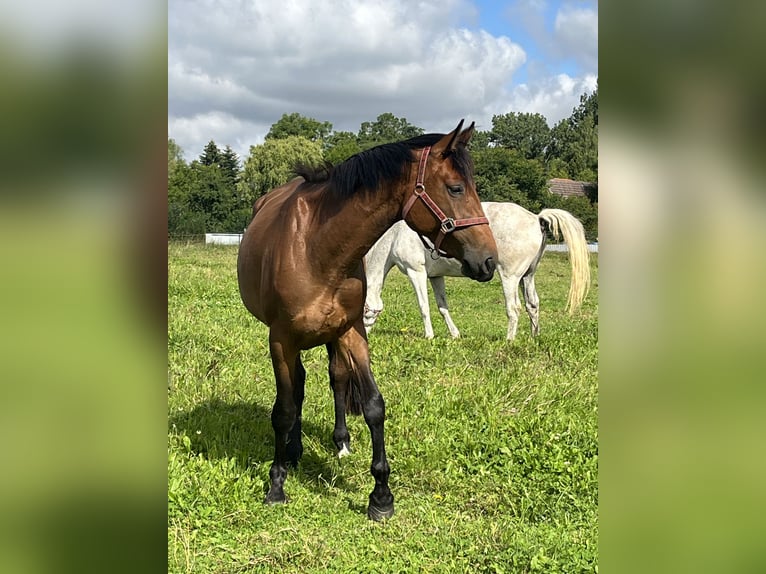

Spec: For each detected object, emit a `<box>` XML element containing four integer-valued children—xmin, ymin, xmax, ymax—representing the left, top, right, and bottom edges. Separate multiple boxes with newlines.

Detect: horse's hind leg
<box><xmin>332</xmin><ymin>324</ymin><xmax>394</xmax><ymax>521</ymax></box>
<box><xmin>264</xmin><ymin>330</ymin><xmax>300</xmax><ymax>505</ymax></box>
<box><xmin>327</xmin><ymin>343</ymin><xmax>351</xmax><ymax>457</ymax></box>
<box><xmin>286</xmin><ymin>354</ymin><xmax>306</xmax><ymax>466</ymax></box>
<box><xmin>430</xmin><ymin>276</ymin><xmax>460</xmax><ymax>338</ymax></box>
<box><xmin>522</xmin><ymin>273</ymin><xmax>540</xmax><ymax>336</ymax></box>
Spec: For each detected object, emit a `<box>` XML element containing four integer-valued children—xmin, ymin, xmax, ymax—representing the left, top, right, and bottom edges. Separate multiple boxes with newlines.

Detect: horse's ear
<box><xmin>434</xmin><ymin>119</ymin><xmax>465</xmax><ymax>158</ymax></box>
<box><xmin>458</xmin><ymin>121</ymin><xmax>475</xmax><ymax>146</ymax></box>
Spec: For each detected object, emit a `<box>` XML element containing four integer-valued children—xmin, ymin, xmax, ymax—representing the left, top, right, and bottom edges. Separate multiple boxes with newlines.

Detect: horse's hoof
<box><xmin>264</xmin><ymin>492</ymin><xmax>288</xmax><ymax>505</ymax></box>
<box><xmin>337</xmin><ymin>443</ymin><xmax>351</xmax><ymax>458</ymax></box>
<box><xmin>367</xmin><ymin>503</ymin><xmax>394</xmax><ymax>521</ymax></box>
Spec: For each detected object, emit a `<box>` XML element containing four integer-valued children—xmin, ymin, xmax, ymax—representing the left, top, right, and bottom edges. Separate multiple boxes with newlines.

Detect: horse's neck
<box><xmin>313</xmin><ymin>186</ymin><xmax>405</xmax><ymax>274</ymax></box>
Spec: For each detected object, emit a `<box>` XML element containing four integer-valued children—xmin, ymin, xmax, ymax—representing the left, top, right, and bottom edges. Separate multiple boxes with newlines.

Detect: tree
<box><xmin>468</xmin><ymin>129</ymin><xmax>493</xmax><ymax>152</ymax></box>
<box><xmin>490</xmin><ymin>112</ymin><xmax>551</xmax><ymax>160</ymax></box>
<box><xmin>472</xmin><ymin>147</ymin><xmax>548</xmax><ymax>210</ymax></box>
<box><xmin>167</xmin><ymin>139</ymin><xmax>250</xmax><ymax>235</ymax></box>
<box><xmin>266</xmin><ymin>112</ymin><xmax>333</xmax><ymax>142</ymax></box>
<box><xmin>546</xmin><ymin>87</ymin><xmax>598</xmax><ymax>182</ymax></box>
<box><xmin>357</xmin><ymin>113</ymin><xmax>424</xmax><ymax>148</ymax></box>
<box><xmin>168</xmin><ymin>160</ymin><xmax>204</xmax><ymax>235</ymax></box>
<box><xmin>238</xmin><ymin>136</ymin><xmax>324</xmax><ymax>204</ymax></box>
<box><xmin>199</xmin><ymin>140</ymin><xmax>222</xmax><ymax>166</ymax></box>
<box><xmin>219</xmin><ymin>145</ymin><xmax>240</xmax><ymax>187</ymax></box>
<box><xmin>323</xmin><ymin>130</ymin><xmax>362</xmax><ymax>165</ymax></box>
<box><xmin>168</xmin><ymin>138</ymin><xmax>185</xmax><ymax>176</ymax></box>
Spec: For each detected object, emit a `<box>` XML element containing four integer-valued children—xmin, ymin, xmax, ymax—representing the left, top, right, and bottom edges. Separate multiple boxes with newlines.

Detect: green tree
<box><xmin>168</xmin><ymin>138</ymin><xmax>186</xmax><ymax>176</ymax></box>
<box><xmin>546</xmin><ymin>87</ymin><xmax>598</xmax><ymax>181</ymax></box>
<box><xmin>168</xmin><ymin>160</ymin><xmax>202</xmax><ymax>235</ymax></box>
<box><xmin>199</xmin><ymin>140</ymin><xmax>222</xmax><ymax>166</ymax></box>
<box><xmin>357</xmin><ymin>113</ymin><xmax>424</xmax><ymax>148</ymax></box>
<box><xmin>473</xmin><ymin>147</ymin><xmax>548</xmax><ymax>210</ymax></box>
<box><xmin>490</xmin><ymin>112</ymin><xmax>551</xmax><ymax>160</ymax></box>
<box><xmin>323</xmin><ymin>130</ymin><xmax>362</xmax><ymax>165</ymax></box>
<box><xmin>238</xmin><ymin>136</ymin><xmax>324</xmax><ymax>204</ymax></box>
<box><xmin>467</xmin><ymin>129</ymin><xmax>493</xmax><ymax>152</ymax></box>
<box><xmin>219</xmin><ymin>145</ymin><xmax>240</xmax><ymax>187</ymax></box>
<box><xmin>168</xmin><ymin>139</ymin><xmax>249</xmax><ymax>235</ymax></box>
<box><xmin>266</xmin><ymin>112</ymin><xmax>333</xmax><ymax>142</ymax></box>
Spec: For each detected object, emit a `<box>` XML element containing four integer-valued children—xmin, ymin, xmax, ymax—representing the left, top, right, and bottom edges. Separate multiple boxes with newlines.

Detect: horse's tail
<box><xmin>328</xmin><ymin>342</ymin><xmax>367</xmax><ymax>417</ymax></box>
<box><xmin>537</xmin><ymin>209</ymin><xmax>591</xmax><ymax>313</ymax></box>
<box><xmin>346</xmin><ymin>373</ymin><xmax>365</xmax><ymax>416</ymax></box>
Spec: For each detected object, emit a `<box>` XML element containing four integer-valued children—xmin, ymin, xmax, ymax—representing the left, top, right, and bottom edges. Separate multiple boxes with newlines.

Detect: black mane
<box><xmin>294</xmin><ymin>132</ymin><xmax>474</xmax><ymax>199</ymax></box>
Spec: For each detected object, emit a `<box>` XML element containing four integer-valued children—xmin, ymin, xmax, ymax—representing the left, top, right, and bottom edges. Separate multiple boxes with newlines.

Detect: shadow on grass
<box><xmin>169</xmin><ymin>398</ymin><xmax>355</xmax><ymax>497</ymax></box>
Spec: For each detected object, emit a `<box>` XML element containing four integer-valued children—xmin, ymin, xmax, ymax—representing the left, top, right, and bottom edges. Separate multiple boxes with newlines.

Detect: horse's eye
<box><xmin>447</xmin><ymin>184</ymin><xmax>464</xmax><ymax>196</ymax></box>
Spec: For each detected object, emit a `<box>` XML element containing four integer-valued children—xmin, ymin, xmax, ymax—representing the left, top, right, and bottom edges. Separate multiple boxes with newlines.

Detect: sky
<box><xmin>168</xmin><ymin>0</ymin><xmax>597</xmax><ymax>162</ymax></box>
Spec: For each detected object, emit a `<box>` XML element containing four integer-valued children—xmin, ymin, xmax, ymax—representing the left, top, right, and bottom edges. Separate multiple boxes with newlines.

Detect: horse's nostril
<box><xmin>484</xmin><ymin>256</ymin><xmax>496</xmax><ymax>275</ymax></box>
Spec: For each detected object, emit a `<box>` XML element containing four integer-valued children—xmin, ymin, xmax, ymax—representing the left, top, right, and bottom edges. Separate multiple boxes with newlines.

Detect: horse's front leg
<box><xmin>406</xmin><ymin>267</ymin><xmax>434</xmax><ymax>339</ymax></box>
<box><xmin>265</xmin><ymin>330</ymin><xmax>300</xmax><ymax>505</ymax></box>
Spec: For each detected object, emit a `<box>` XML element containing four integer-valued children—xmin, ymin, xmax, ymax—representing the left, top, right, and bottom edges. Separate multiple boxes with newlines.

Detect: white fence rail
<box><xmin>205</xmin><ymin>233</ymin><xmax>243</xmax><ymax>245</ymax></box>
<box><xmin>546</xmin><ymin>243</ymin><xmax>599</xmax><ymax>253</ymax></box>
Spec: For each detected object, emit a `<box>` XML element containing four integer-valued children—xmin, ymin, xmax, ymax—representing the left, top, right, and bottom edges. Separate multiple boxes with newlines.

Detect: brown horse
<box><xmin>237</xmin><ymin>120</ymin><xmax>497</xmax><ymax>520</ymax></box>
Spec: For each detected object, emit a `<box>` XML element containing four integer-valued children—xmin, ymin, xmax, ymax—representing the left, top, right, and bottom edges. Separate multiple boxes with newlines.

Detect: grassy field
<box><xmin>168</xmin><ymin>243</ymin><xmax>598</xmax><ymax>573</ymax></box>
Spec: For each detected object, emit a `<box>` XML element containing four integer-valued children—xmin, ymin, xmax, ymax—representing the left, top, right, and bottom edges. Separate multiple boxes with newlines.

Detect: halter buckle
<box><xmin>440</xmin><ymin>218</ymin><xmax>456</xmax><ymax>234</ymax></box>
<box><xmin>414</xmin><ymin>183</ymin><xmax>425</xmax><ymax>195</ymax></box>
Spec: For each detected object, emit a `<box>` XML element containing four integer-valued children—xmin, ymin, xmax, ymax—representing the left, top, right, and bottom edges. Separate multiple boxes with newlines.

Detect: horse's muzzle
<box><xmin>462</xmin><ymin>256</ymin><xmax>495</xmax><ymax>282</ymax></box>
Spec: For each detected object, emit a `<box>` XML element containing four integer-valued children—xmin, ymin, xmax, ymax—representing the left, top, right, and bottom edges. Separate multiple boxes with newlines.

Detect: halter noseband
<box><xmin>401</xmin><ymin>146</ymin><xmax>489</xmax><ymax>258</ymax></box>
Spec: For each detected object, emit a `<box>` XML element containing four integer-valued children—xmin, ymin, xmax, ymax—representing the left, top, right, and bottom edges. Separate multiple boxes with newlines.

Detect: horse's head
<box><xmin>402</xmin><ymin>120</ymin><xmax>497</xmax><ymax>282</ymax></box>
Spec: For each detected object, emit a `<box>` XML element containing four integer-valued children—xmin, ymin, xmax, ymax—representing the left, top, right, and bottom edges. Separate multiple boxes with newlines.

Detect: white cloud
<box><xmin>168</xmin><ymin>0</ymin><xmax>596</xmax><ymax>160</ymax></box>
<box><xmin>168</xmin><ymin>111</ymin><xmax>268</xmax><ymax>162</ymax></box>
<box><xmin>554</xmin><ymin>5</ymin><xmax>598</xmax><ymax>72</ymax></box>
<box><xmin>506</xmin><ymin>73</ymin><xmax>598</xmax><ymax>126</ymax></box>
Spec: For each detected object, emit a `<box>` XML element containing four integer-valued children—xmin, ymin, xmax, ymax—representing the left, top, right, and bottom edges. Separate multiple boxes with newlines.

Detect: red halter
<box><xmin>401</xmin><ymin>146</ymin><xmax>489</xmax><ymax>257</ymax></box>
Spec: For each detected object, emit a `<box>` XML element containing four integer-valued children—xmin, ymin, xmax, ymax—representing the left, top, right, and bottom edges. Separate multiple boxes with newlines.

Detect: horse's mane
<box><xmin>294</xmin><ymin>132</ymin><xmax>474</xmax><ymax>199</ymax></box>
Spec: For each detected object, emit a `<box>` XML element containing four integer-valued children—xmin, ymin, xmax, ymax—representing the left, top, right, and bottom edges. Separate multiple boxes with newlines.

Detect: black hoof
<box><xmin>367</xmin><ymin>503</ymin><xmax>394</xmax><ymax>521</ymax></box>
<box><xmin>264</xmin><ymin>492</ymin><xmax>288</xmax><ymax>505</ymax></box>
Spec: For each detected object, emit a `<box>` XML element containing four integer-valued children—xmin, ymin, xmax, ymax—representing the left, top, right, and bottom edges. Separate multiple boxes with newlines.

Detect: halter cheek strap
<box><xmin>401</xmin><ymin>146</ymin><xmax>489</xmax><ymax>257</ymax></box>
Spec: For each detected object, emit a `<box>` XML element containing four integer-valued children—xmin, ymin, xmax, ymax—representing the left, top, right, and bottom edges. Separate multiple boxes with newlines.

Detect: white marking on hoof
<box><xmin>338</xmin><ymin>444</ymin><xmax>351</xmax><ymax>458</ymax></box>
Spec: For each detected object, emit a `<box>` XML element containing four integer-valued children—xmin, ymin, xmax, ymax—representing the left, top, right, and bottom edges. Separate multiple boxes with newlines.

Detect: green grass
<box><xmin>168</xmin><ymin>243</ymin><xmax>598</xmax><ymax>573</ymax></box>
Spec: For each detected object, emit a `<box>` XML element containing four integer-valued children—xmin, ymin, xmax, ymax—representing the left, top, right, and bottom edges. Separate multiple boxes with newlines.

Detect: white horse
<box><xmin>363</xmin><ymin>201</ymin><xmax>591</xmax><ymax>340</ymax></box>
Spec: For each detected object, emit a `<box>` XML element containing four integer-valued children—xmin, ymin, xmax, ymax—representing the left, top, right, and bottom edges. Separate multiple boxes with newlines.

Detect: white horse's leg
<box><xmin>522</xmin><ymin>273</ymin><xmax>540</xmax><ymax>336</ymax></box>
<box><xmin>405</xmin><ymin>267</ymin><xmax>434</xmax><ymax>339</ymax></box>
<box><xmin>498</xmin><ymin>267</ymin><xmax>522</xmax><ymax>341</ymax></box>
<box><xmin>429</xmin><ymin>276</ymin><xmax>460</xmax><ymax>338</ymax></box>
<box><xmin>363</xmin><ymin>261</ymin><xmax>392</xmax><ymax>334</ymax></box>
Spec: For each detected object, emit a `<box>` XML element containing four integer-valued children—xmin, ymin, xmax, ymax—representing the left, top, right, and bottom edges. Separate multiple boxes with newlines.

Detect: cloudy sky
<box><xmin>168</xmin><ymin>0</ymin><xmax>597</xmax><ymax>162</ymax></box>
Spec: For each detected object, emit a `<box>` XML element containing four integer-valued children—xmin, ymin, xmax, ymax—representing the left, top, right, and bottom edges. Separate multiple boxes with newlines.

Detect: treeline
<box><xmin>168</xmin><ymin>87</ymin><xmax>598</xmax><ymax>240</ymax></box>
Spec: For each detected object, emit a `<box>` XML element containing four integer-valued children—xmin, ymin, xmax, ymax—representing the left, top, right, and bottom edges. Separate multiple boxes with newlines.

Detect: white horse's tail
<box><xmin>537</xmin><ymin>209</ymin><xmax>591</xmax><ymax>313</ymax></box>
